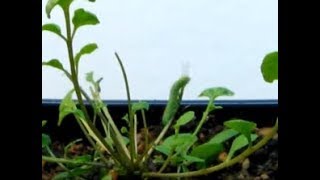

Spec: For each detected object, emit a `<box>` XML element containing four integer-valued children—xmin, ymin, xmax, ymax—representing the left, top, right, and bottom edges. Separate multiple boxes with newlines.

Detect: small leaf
<box><xmin>227</xmin><ymin>134</ymin><xmax>258</xmax><ymax>160</ymax></box>
<box><xmin>42</xmin><ymin>120</ymin><xmax>47</xmax><ymax>127</ymax></box>
<box><xmin>209</xmin><ymin>129</ymin><xmax>239</xmax><ymax>144</ymax></box>
<box><xmin>156</xmin><ymin>133</ymin><xmax>197</xmax><ymax>155</ymax></box>
<box><xmin>132</xmin><ymin>101</ymin><xmax>150</xmax><ymax>112</ymax></box>
<box><xmin>58</xmin><ymin>90</ymin><xmax>76</xmax><ymax>126</ymax></box>
<box><xmin>42</xmin><ymin>133</ymin><xmax>51</xmax><ymax>148</ymax></box>
<box><xmin>224</xmin><ymin>119</ymin><xmax>257</xmax><ymax>143</ymax></box>
<box><xmin>42</xmin><ymin>59</ymin><xmax>64</xmax><ymax>71</ymax></box>
<box><xmin>74</xmin><ymin>155</ymin><xmax>92</xmax><ymax>164</ymax></box>
<box><xmin>122</xmin><ymin>114</ymin><xmax>129</xmax><ymax>124</ymax></box>
<box><xmin>45</xmin><ymin>0</ymin><xmax>60</xmax><ymax>18</ymax></box>
<box><xmin>72</xmin><ymin>8</ymin><xmax>99</xmax><ymax>30</ymax></box>
<box><xmin>199</xmin><ymin>87</ymin><xmax>234</xmax><ymax>100</ymax></box>
<box><xmin>173</xmin><ymin>111</ymin><xmax>195</xmax><ymax>129</ymax></box>
<box><xmin>75</xmin><ymin>43</ymin><xmax>98</xmax><ymax>67</ymax></box>
<box><xmin>86</xmin><ymin>71</ymin><xmax>94</xmax><ymax>84</ymax></box>
<box><xmin>190</xmin><ymin>143</ymin><xmax>223</xmax><ymax>161</ymax></box>
<box><xmin>183</xmin><ymin>155</ymin><xmax>205</xmax><ymax>163</ymax></box>
<box><xmin>155</xmin><ymin>145</ymin><xmax>171</xmax><ymax>156</ymax></box>
<box><xmin>120</xmin><ymin>127</ymin><xmax>128</xmax><ymax>134</ymax></box>
<box><xmin>261</xmin><ymin>51</ymin><xmax>278</xmax><ymax>83</ymax></box>
<box><xmin>42</xmin><ymin>23</ymin><xmax>62</xmax><ymax>37</ymax></box>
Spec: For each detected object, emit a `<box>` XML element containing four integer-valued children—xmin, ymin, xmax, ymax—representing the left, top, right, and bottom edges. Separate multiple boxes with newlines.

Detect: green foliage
<box><xmin>261</xmin><ymin>51</ymin><xmax>278</xmax><ymax>83</ymax></box>
<box><xmin>42</xmin><ymin>0</ymin><xmax>278</xmax><ymax>178</ymax></box>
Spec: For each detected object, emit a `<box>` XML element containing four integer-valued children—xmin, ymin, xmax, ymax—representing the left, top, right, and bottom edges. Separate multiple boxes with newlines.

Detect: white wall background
<box><xmin>42</xmin><ymin>0</ymin><xmax>278</xmax><ymax>100</ymax></box>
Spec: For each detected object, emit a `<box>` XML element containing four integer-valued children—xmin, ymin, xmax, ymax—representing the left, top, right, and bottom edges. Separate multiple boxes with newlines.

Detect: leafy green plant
<box><xmin>42</xmin><ymin>0</ymin><xmax>278</xmax><ymax>179</ymax></box>
<box><xmin>261</xmin><ymin>51</ymin><xmax>278</xmax><ymax>83</ymax></box>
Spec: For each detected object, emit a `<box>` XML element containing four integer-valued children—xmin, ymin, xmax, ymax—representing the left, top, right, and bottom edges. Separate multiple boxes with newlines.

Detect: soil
<box><xmin>42</xmin><ymin>118</ymin><xmax>278</xmax><ymax>180</ymax></box>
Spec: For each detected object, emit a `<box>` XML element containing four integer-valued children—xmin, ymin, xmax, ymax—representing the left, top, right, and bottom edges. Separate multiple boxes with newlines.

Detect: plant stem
<box><xmin>158</xmin><ymin>150</ymin><xmax>175</xmax><ymax>173</ymax></box>
<box><xmin>143</xmin><ymin>119</ymin><xmax>278</xmax><ymax>178</ymax></box>
<box><xmin>141</xmin><ymin>110</ymin><xmax>149</xmax><ymax>155</ymax></box>
<box><xmin>45</xmin><ymin>146</ymin><xmax>68</xmax><ymax>171</ymax></box>
<box><xmin>114</xmin><ymin>52</ymin><xmax>136</xmax><ymax>163</ymax></box>
<box><xmin>139</xmin><ymin>117</ymin><xmax>174</xmax><ymax>166</ymax></box>
<box><xmin>42</xmin><ymin>156</ymin><xmax>106</xmax><ymax>167</ymax></box>
<box><xmin>63</xmin><ymin>7</ymin><xmax>116</xmax><ymax>162</ymax></box>
<box><xmin>193</xmin><ymin>99</ymin><xmax>213</xmax><ymax>136</ymax></box>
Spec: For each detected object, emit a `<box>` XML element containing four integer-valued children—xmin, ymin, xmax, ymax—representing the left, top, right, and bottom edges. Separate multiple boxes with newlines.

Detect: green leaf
<box><xmin>58</xmin><ymin>90</ymin><xmax>76</xmax><ymax>126</ymax></box>
<box><xmin>261</xmin><ymin>51</ymin><xmax>278</xmax><ymax>83</ymax></box>
<box><xmin>132</xmin><ymin>101</ymin><xmax>150</xmax><ymax>112</ymax></box>
<box><xmin>120</xmin><ymin>127</ymin><xmax>128</xmax><ymax>134</ymax></box>
<box><xmin>227</xmin><ymin>134</ymin><xmax>258</xmax><ymax>160</ymax></box>
<box><xmin>42</xmin><ymin>59</ymin><xmax>64</xmax><ymax>71</ymax></box>
<box><xmin>74</xmin><ymin>155</ymin><xmax>92</xmax><ymax>164</ymax></box>
<box><xmin>72</xmin><ymin>8</ymin><xmax>100</xmax><ymax>31</ymax></box>
<box><xmin>155</xmin><ymin>145</ymin><xmax>171</xmax><ymax>156</ymax></box>
<box><xmin>209</xmin><ymin>129</ymin><xmax>239</xmax><ymax>144</ymax></box>
<box><xmin>101</xmin><ymin>174</ymin><xmax>113</xmax><ymax>180</ymax></box>
<box><xmin>173</xmin><ymin>111</ymin><xmax>195</xmax><ymax>129</ymax></box>
<box><xmin>42</xmin><ymin>23</ymin><xmax>62</xmax><ymax>37</ymax></box>
<box><xmin>224</xmin><ymin>119</ymin><xmax>257</xmax><ymax>143</ymax></box>
<box><xmin>85</xmin><ymin>71</ymin><xmax>103</xmax><ymax>93</ymax></box>
<box><xmin>42</xmin><ymin>120</ymin><xmax>47</xmax><ymax>127</ymax></box>
<box><xmin>183</xmin><ymin>155</ymin><xmax>205</xmax><ymax>163</ymax></box>
<box><xmin>75</xmin><ymin>43</ymin><xmax>98</xmax><ymax>67</ymax></box>
<box><xmin>199</xmin><ymin>87</ymin><xmax>234</xmax><ymax>100</ymax></box>
<box><xmin>190</xmin><ymin>143</ymin><xmax>223</xmax><ymax>161</ymax></box>
<box><xmin>122</xmin><ymin>136</ymin><xmax>130</xmax><ymax>146</ymax></box>
<box><xmin>122</xmin><ymin>114</ymin><xmax>129</xmax><ymax>124</ymax></box>
<box><xmin>42</xmin><ymin>133</ymin><xmax>51</xmax><ymax>148</ymax></box>
<box><xmin>45</xmin><ymin>0</ymin><xmax>60</xmax><ymax>18</ymax></box>
<box><xmin>86</xmin><ymin>71</ymin><xmax>94</xmax><ymax>83</ymax></box>
<box><xmin>155</xmin><ymin>133</ymin><xmax>197</xmax><ymax>155</ymax></box>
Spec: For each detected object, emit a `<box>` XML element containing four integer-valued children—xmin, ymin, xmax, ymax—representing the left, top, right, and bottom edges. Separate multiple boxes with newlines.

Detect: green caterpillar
<box><xmin>162</xmin><ymin>76</ymin><xmax>190</xmax><ymax>125</ymax></box>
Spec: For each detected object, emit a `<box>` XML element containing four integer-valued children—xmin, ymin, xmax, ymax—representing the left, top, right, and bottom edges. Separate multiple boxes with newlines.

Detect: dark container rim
<box><xmin>42</xmin><ymin>99</ymin><xmax>278</xmax><ymax>108</ymax></box>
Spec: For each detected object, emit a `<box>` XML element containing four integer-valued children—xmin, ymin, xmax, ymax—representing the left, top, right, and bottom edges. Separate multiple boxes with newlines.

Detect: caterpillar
<box><xmin>162</xmin><ymin>76</ymin><xmax>190</xmax><ymax>125</ymax></box>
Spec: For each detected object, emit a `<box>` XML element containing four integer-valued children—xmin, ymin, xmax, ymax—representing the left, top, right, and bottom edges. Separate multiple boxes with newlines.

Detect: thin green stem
<box><xmin>63</xmin><ymin>7</ymin><xmax>117</xmax><ymax>163</ymax></box>
<box><xmin>42</xmin><ymin>156</ymin><xmax>106</xmax><ymax>167</ymax></box>
<box><xmin>143</xmin><ymin>119</ymin><xmax>278</xmax><ymax>178</ymax></box>
<box><xmin>45</xmin><ymin>146</ymin><xmax>68</xmax><ymax>171</ymax></box>
<box><xmin>139</xmin><ymin>117</ymin><xmax>174</xmax><ymax>166</ymax></box>
<box><xmin>158</xmin><ymin>150</ymin><xmax>175</xmax><ymax>173</ymax></box>
<box><xmin>141</xmin><ymin>110</ymin><xmax>149</xmax><ymax>155</ymax></box>
<box><xmin>193</xmin><ymin>99</ymin><xmax>213</xmax><ymax>136</ymax></box>
<box><xmin>114</xmin><ymin>52</ymin><xmax>136</xmax><ymax>163</ymax></box>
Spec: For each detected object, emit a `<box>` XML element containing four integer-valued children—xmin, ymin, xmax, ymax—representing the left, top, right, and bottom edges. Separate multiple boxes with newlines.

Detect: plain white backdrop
<box><xmin>42</xmin><ymin>0</ymin><xmax>278</xmax><ymax>100</ymax></box>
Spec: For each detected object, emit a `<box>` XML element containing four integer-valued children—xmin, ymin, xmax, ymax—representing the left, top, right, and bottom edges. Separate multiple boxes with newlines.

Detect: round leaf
<box><xmin>209</xmin><ymin>129</ymin><xmax>239</xmax><ymax>144</ymax></box>
<box><xmin>72</xmin><ymin>8</ymin><xmax>99</xmax><ymax>30</ymax></box>
<box><xmin>42</xmin><ymin>23</ymin><xmax>62</xmax><ymax>37</ymax></box>
<box><xmin>261</xmin><ymin>51</ymin><xmax>278</xmax><ymax>83</ymax></box>
<box><xmin>173</xmin><ymin>111</ymin><xmax>195</xmax><ymax>129</ymax></box>
<box><xmin>42</xmin><ymin>133</ymin><xmax>51</xmax><ymax>148</ymax></box>
<box><xmin>199</xmin><ymin>87</ymin><xmax>234</xmax><ymax>100</ymax></box>
<box><xmin>227</xmin><ymin>134</ymin><xmax>258</xmax><ymax>160</ymax></box>
<box><xmin>224</xmin><ymin>119</ymin><xmax>256</xmax><ymax>143</ymax></box>
<box><xmin>132</xmin><ymin>101</ymin><xmax>150</xmax><ymax>112</ymax></box>
<box><xmin>190</xmin><ymin>143</ymin><xmax>223</xmax><ymax>161</ymax></box>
